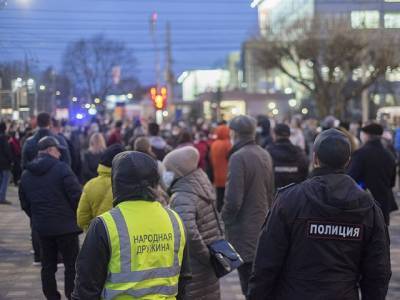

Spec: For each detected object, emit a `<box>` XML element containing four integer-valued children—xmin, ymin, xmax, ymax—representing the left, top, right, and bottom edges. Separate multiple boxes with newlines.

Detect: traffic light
<box><xmin>149</xmin><ymin>87</ymin><xmax>167</xmax><ymax>110</ymax></box>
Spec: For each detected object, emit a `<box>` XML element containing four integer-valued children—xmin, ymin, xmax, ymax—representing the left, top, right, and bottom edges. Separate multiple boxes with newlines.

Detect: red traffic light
<box><xmin>149</xmin><ymin>87</ymin><xmax>167</xmax><ymax>110</ymax></box>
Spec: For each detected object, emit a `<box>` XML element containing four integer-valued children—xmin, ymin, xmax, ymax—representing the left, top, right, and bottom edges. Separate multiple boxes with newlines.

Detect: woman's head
<box><xmin>89</xmin><ymin>133</ymin><xmax>106</xmax><ymax>154</ymax></box>
<box><xmin>134</xmin><ymin>137</ymin><xmax>155</xmax><ymax>158</ymax></box>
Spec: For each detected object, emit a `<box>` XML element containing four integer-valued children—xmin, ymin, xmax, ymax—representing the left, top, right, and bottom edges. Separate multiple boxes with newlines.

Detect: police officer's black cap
<box><xmin>37</xmin><ymin>136</ymin><xmax>66</xmax><ymax>151</ymax></box>
<box><xmin>361</xmin><ymin>123</ymin><xmax>383</xmax><ymax>136</ymax></box>
<box><xmin>274</xmin><ymin>123</ymin><xmax>291</xmax><ymax>137</ymax></box>
<box><xmin>313</xmin><ymin>129</ymin><xmax>351</xmax><ymax>169</ymax></box>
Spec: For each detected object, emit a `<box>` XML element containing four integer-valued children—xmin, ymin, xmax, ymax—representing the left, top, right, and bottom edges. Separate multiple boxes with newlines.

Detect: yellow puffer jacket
<box><xmin>77</xmin><ymin>164</ymin><xmax>113</xmax><ymax>231</ymax></box>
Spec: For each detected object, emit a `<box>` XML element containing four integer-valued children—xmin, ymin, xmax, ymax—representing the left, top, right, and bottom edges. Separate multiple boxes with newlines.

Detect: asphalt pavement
<box><xmin>0</xmin><ymin>186</ymin><xmax>399</xmax><ymax>299</ymax></box>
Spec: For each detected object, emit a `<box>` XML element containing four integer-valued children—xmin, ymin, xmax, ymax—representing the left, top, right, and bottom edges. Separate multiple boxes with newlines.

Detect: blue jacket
<box><xmin>21</xmin><ymin>128</ymin><xmax>71</xmax><ymax>169</ymax></box>
<box><xmin>395</xmin><ymin>128</ymin><xmax>400</xmax><ymax>152</ymax></box>
<box><xmin>19</xmin><ymin>153</ymin><xmax>82</xmax><ymax>236</ymax></box>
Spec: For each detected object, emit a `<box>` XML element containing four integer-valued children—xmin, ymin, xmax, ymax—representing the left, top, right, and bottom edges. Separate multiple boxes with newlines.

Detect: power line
<box><xmin>2</xmin><ymin>8</ymin><xmax>254</xmax><ymax>15</ymax></box>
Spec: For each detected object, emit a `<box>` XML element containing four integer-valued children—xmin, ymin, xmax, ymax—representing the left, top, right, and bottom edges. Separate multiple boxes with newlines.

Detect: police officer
<box><xmin>248</xmin><ymin>129</ymin><xmax>391</xmax><ymax>300</ymax></box>
<box><xmin>72</xmin><ymin>151</ymin><xmax>191</xmax><ymax>299</ymax></box>
<box><xmin>267</xmin><ymin>123</ymin><xmax>309</xmax><ymax>189</ymax></box>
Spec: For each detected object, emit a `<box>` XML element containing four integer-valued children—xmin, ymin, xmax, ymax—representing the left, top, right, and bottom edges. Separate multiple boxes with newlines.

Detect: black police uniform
<box><xmin>267</xmin><ymin>138</ymin><xmax>309</xmax><ymax>189</ymax></box>
<box><xmin>248</xmin><ymin>168</ymin><xmax>391</xmax><ymax>300</ymax></box>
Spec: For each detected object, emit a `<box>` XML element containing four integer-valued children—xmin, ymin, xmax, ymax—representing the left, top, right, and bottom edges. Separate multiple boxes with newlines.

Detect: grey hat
<box><xmin>37</xmin><ymin>136</ymin><xmax>66</xmax><ymax>151</ymax></box>
<box><xmin>229</xmin><ymin>115</ymin><xmax>257</xmax><ymax>137</ymax></box>
<box><xmin>163</xmin><ymin>146</ymin><xmax>200</xmax><ymax>178</ymax></box>
<box><xmin>313</xmin><ymin>129</ymin><xmax>351</xmax><ymax>169</ymax></box>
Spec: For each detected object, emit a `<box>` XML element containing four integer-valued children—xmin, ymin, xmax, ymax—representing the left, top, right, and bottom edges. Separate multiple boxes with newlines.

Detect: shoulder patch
<box><xmin>307</xmin><ymin>220</ymin><xmax>363</xmax><ymax>241</ymax></box>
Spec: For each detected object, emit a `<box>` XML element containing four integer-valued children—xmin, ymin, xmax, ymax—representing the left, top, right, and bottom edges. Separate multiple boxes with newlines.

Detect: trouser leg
<box><xmin>237</xmin><ymin>262</ymin><xmax>253</xmax><ymax>299</ymax></box>
<box><xmin>40</xmin><ymin>236</ymin><xmax>61</xmax><ymax>300</ymax></box>
<box><xmin>57</xmin><ymin>234</ymin><xmax>80</xmax><ymax>300</ymax></box>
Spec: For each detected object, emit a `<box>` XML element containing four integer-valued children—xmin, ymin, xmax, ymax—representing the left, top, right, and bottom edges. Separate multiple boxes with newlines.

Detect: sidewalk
<box><xmin>0</xmin><ymin>186</ymin><xmax>399</xmax><ymax>299</ymax></box>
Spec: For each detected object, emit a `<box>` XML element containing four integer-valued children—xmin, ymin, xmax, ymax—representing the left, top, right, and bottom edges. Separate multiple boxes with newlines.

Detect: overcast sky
<box><xmin>0</xmin><ymin>0</ymin><xmax>257</xmax><ymax>84</ymax></box>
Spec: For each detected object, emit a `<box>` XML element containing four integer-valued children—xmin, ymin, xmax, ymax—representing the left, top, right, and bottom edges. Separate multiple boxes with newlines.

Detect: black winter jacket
<box><xmin>19</xmin><ymin>153</ymin><xmax>82</xmax><ymax>236</ymax></box>
<box><xmin>21</xmin><ymin>128</ymin><xmax>71</xmax><ymax>169</ymax></box>
<box><xmin>248</xmin><ymin>168</ymin><xmax>391</xmax><ymax>300</ymax></box>
<box><xmin>0</xmin><ymin>133</ymin><xmax>13</xmax><ymax>170</ymax></box>
<box><xmin>267</xmin><ymin>138</ymin><xmax>309</xmax><ymax>189</ymax></box>
<box><xmin>348</xmin><ymin>139</ymin><xmax>397</xmax><ymax>224</ymax></box>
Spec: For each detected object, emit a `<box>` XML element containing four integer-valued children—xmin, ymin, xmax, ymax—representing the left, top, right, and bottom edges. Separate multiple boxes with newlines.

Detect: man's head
<box><xmin>360</xmin><ymin>123</ymin><xmax>383</xmax><ymax>144</ymax></box>
<box><xmin>37</xmin><ymin>136</ymin><xmax>66</xmax><ymax>160</ymax></box>
<box><xmin>115</xmin><ymin>120</ymin><xmax>123</xmax><ymax>129</ymax></box>
<box><xmin>111</xmin><ymin>151</ymin><xmax>159</xmax><ymax>203</ymax></box>
<box><xmin>148</xmin><ymin>122</ymin><xmax>160</xmax><ymax>136</ymax></box>
<box><xmin>313</xmin><ymin>128</ymin><xmax>351</xmax><ymax>170</ymax></box>
<box><xmin>99</xmin><ymin>144</ymin><xmax>125</xmax><ymax>167</ymax></box>
<box><xmin>273</xmin><ymin>123</ymin><xmax>291</xmax><ymax>141</ymax></box>
<box><xmin>229</xmin><ymin>115</ymin><xmax>257</xmax><ymax>144</ymax></box>
<box><xmin>37</xmin><ymin>112</ymin><xmax>51</xmax><ymax>129</ymax></box>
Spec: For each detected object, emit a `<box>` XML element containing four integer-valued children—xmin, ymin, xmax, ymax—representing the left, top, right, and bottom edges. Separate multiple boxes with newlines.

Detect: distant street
<box><xmin>0</xmin><ymin>186</ymin><xmax>399</xmax><ymax>299</ymax></box>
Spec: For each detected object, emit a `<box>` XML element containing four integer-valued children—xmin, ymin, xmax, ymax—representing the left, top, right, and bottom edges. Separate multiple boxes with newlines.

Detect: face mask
<box><xmin>162</xmin><ymin>171</ymin><xmax>175</xmax><ymax>190</ymax></box>
<box><xmin>256</xmin><ymin>126</ymin><xmax>262</xmax><ymax>134</ymax></box>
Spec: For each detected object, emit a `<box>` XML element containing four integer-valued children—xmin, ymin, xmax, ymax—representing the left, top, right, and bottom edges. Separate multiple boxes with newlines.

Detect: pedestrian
<box><xmin>176</xmin><ymin>130</ymin><xmax>193</xmax><ymax>148</ymax></box>
<box><xmin>0</xmin><ymin>121</ymin><xmax>13</xmax><ymax>204</ymax></box>
<box><xmin>256</xmin><ymin>115</ymin><xmax>273</xmax><ymax>148</ymax></box>
<box><xmin>8</xmin><ymin>130</ymin><xmax>22</xmax><ymax>186</ymax></box>
<box><xmin>148</xmin><ymin>122</ymin><xmax>171</xmax><ymax>161</ymax></box>
<box><xmin>348</xmin><ymin>123</ymin><xmax>398</xmax><ymax>225</ymax></box>
<box><xmin>106</xmin><ymin>120</ymin><xmax>123</xmax><ymax>146</ymax></box>
<box><xmin>72</xmin><ymin>151</ymin><xmax>191</xmax><ymax>299</ymax></box>
<box><xmin>21</xmin><ymin>112</ymin><xmax>71</xmax><ymax>169</ymax></box>
<box><xmin>77</xmin><ymin>144</ymin><xmax>124</xmax><ymax>231</ymax></box>
<box><xmin>267</xmin><ymin>123</ymin><xmax>309</xmax><ymax>189</ymax></box>
<box><xmin>81</xmin><ymin>133</ymin><xmax>106</xmax><ymax>184</ymax></box>
<box><xmin>194</xmin><ymin>131</ymin><xmax>211</xmax><ymax>172</ymax></box>
<box><xmin>19</xmin><ymin>136</ymin><xmax>82</xmax><ymax>300</ymax></box>
<box><xmin>210</xmin><ymin>124</ymin><xmax>231</xmax><ymax>211</ymax></box>
<box><xmin>222</xmin><ymin>115</ymin><xmax>274</xmax><ymax>297</ymax></box>
<box><xmin>134</xmin><ymin>137</ymin><xmax>170</xmax><ymax>206</ymax></box>
<box><xmin>290</xmin><ymin>115</ymin><xmax>306</xmax><ymax>151</ymax></box>
<box><xmin>163</xmin><ymin>146</ymin><xmax>223</xmax><ymax>300</ymax></box>
<box><xmin>248</xmin><ymin>128</ymin><xmax>391</xmax><ymax>299</ymax></box>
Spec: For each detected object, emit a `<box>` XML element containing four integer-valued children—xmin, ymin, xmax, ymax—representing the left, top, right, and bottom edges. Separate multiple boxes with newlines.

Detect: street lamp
<box><xmin>288</xmin><ymin>99</ymin><xmax>297</xmax><ymax>107</ymax></box>
<box><xmin>302</xmin><ymin>108</ymin><xmax>309</xmax><ymax>115</ymax></box>
<box><xmin>39</xmin><ymin>85</ymin><xmax>46</xmax><ymax>91</ymax></box>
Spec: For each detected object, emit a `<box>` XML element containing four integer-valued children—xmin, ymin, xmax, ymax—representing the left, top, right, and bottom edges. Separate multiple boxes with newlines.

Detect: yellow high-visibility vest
<box><xmin>99</xmin><ymin>200</ymin><xmax>186</xmax><ymax>300</ymax></box>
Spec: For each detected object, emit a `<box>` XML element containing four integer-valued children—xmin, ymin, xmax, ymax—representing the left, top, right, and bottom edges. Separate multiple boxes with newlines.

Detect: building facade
<box><xmin>246</xmin><ymin>0</ymin><xmax>400</xmax><ymax>118</ymax></box>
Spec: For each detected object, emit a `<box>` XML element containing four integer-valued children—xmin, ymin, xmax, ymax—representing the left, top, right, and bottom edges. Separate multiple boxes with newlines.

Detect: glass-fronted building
<box><xmin>245</xmin><ymin>0</ymin><xmax>400</xmax><ymax>118</ymax></box>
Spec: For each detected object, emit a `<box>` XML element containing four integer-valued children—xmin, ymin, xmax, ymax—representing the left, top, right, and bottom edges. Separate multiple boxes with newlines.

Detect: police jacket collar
<box><xmin>310</xmin><ymin>166</ymin><xmax>345</xmax><ymax>178</ymax></box>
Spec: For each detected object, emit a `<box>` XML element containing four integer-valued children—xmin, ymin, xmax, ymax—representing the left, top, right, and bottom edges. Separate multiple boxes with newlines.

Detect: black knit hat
<box><xmin>361</xmin><ymin>123</ymin><xmax>383</xmax><ymax>136</ymax></box>
<box><xmin>313</xmin><ymin>129</ymin><xmax>351</xmax><ymax>169</ymax></box>
<box><xmin>99</xmin><ymin>144</ymin><xmax>125</xmax><ymax>167</ymax></box>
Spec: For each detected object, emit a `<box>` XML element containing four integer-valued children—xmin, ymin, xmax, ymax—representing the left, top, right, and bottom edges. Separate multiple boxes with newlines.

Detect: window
<box><xmin>351</xmin><ymin>11</ymin><xmax>380</xmax><ymax>29</ymax></box>
<box><xmin>385</xmin><ymin>13</ymin><xmax>400</xmax><ymax>28</ymax></box>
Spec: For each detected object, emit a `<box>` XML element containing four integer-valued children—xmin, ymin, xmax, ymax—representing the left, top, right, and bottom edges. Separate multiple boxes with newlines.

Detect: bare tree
<box><xmin>63</xmin><ymin>34</ymin><xmax>137</xmax><ymax>100</ymax></box>
<box><xmin>255</xmin><ymin>18</ymin><xmax>400</xmax><ymax>118</ymax></box>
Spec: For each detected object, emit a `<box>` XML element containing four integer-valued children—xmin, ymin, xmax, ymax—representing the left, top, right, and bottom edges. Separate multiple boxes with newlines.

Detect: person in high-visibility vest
<box><xmin>72</xmin><ymin>151</ymin><xmax>191</xmax><ymax>300</ymax></box>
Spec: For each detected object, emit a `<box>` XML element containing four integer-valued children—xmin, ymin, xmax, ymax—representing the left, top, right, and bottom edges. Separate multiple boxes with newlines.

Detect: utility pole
<box><xmin>150</xmin><ymin>12</ymin><xmax>161</xmax><ymax>89</ymax></box>
<box><xmin>361</xmin><ymin>64</ymin><xmax>369</xmax><ymax>123</ymax></box>
<box><xmin>165</xmin><ymin>22</ymin><xmax>174</xmax><ymax>105</ymax></box>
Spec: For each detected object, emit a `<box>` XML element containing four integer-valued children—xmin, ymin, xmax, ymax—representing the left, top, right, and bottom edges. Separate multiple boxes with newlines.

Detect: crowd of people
<box><xmin>0</xmin><ymin>111</ymin><xmax>398</xmax><ymax>299</ymax></box>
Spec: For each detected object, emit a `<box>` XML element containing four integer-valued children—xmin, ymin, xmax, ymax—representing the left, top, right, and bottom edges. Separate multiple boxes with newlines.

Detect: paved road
<box><xmin>0</xmin><ymin>186</ymin><xmax>399</xmax><ymax>299</ymax></box>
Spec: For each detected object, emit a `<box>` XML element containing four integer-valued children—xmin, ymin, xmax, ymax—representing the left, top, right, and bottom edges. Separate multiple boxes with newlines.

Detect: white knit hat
<box><xmin>162</xmin><ymin>146</ymin><xmax>200</xmax><ymax>177</ymax></box>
